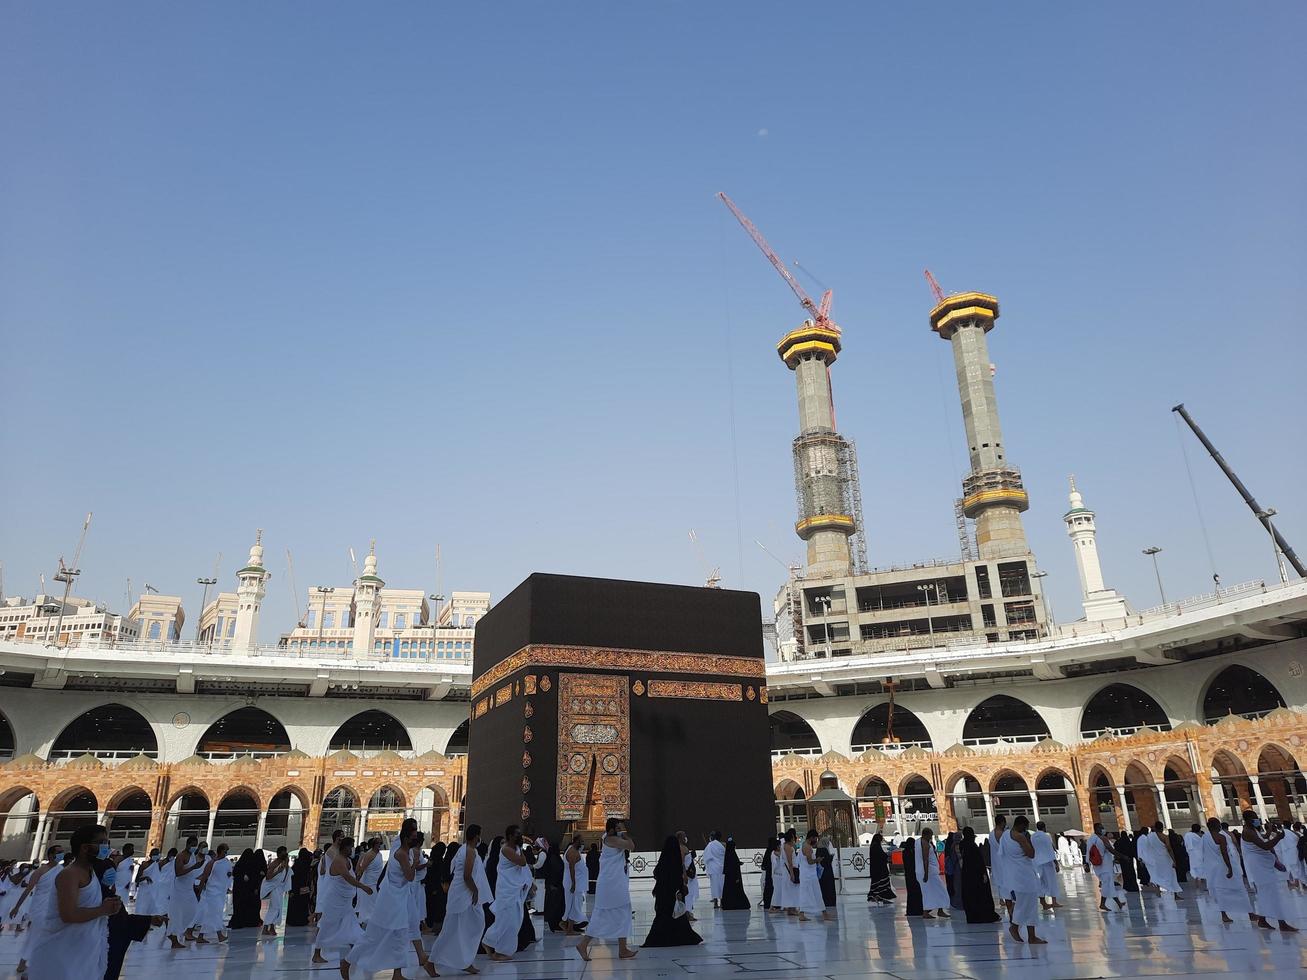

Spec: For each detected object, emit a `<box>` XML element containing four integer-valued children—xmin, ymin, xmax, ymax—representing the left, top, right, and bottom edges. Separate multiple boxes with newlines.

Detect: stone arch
<box><xmin>165</xmin><ymin>785</ymin><xmax>212</xmax><ymax>811</ymax></box>
<box><xmin>1033</xmin><ymin>765</ymin><xmax>1074</xmax><ymax>791</ymax></box>
<box><xmin>0</xmin><ymin>708</ymin><xmax>14</xmax><ymax>759</ymax></box>
<box><xmin>218</xmin><ymin>784</ymin><xmax>264</xmax><ymax>811</ymax></box>
<box><xmin>269</xmin><ymin>784</ymin><xmax>312</xmax><ymax>810</ymax></box>
<box><xmin>899</xmin><ymin>774</ymin><xmax>937</xmax><ymax>824</ymax></box>
<box><xmin>196</xmin><ymin>706</ymin><xmax>292</xmax><ymax>757</ymax></box>
<box><xmin>0</xmin><ymin>785</ymin><xmax>40</xmax><ymax>854</ymax></box>
<box><xmin>1085</xmin><ymin>765</ymin><xmax>1119</xmax><ymax>831</ymax></box>
<box><xmin>105</xmin><ymin>788</ymin><xmax>153</xmax><ymax>847</ymax></box>
<box><xmin>49</xmin><ymin>787</ymin><xmax>98</xmax><ymax>845</ymax></box>
<box><xmin>962</xmin><ymin>695</ymin><xmax>1051</xmax><ymax>744</ymax></box>
<box><xmin>1210</xmin><ymin>748</ymin><xmax>1251</xmax><ymax>821</ymax></box>
<box><xmin>769</xmin><ymin>710</ymin><xmax>821</xmax><ymax>754</ymax></box>
<box><xmin>1079</xmin><ymin>683</ymin><xmax>1172</xmax><ymax>738</ymax></box>
<box><xmin>415</xmin><ymin>782</ymin><xmax>452</xmax><ymax>840</ymax></box>
<box><xmin>368</xmin><ymin>784</ymin><xmax>407</xmax><ymax>810</ymax></box>
<box><xmin>1033</xmin><ymin>767</ymin><xmax>1078</xmax><ymax>830</ymax></box>
<box><xmin>49</xmin><ymin>785</ymin><xmax>97</xmax><ymax>813</ymax></box>
<box><xmin>444</xmin><ymin>719</ymin><xmax>470</xmax><ymax>756</ymax></box>
<box><xmin>105</xmin><ymin>785</ymin><xmax>154</xmax><ymax>812</ymax></box>
<box><xmin>775</xmin><ymin>778</ymin><xmax>805</xmax><ymax>801</ymax></box>
<box><xmin>850</xmin><ymin>702</ymin><xmax>933</xmax><ymax>750</ymax></box>
<box><xmin>50</xmin><ymin>702</ymin><xmax>159</xmax><ymax>759</ymax></box>
<box><xmin>1255</xmin><ymin>742</ymin><xmax>1306</xmax><ymax>821</ymax></box>
<box><xmin>329</xmin><ymin>710</ymin><xmax>413</xmax><ymax>754</ymax></box>
<box><xmin>856</xmin><ymin>775</ymin><xmax>892</xmax><ymax>798</ymax></box>
<box><xmin>264</xmin><ymin>786</ymin><xmax>308</xmax><ymax>853</ymax></box>
<box><xmin>319</xmin><ymin>785</ymin><xmax>361</xmax><ymax>843</ymax></box>
<box><xmin>1200</xmin><ymin>664</ymin><xmax>1286</xmax><ymax>723</ymax></box>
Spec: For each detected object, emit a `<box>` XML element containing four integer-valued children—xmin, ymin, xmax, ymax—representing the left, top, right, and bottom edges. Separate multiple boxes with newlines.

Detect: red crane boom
<box><xmin>718</xmin><ymin>192</ymin><xmax>834</xmax><ymax>328</ymax></box>
<box><xmin>924</xmin><ymin>268</ymin><xmax>946</xmax><ymax>304</ymax></box>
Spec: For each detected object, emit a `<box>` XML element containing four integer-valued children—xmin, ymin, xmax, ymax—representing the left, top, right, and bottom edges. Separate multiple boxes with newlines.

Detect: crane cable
<box><xmin>716</xmin><ymin>207</ymin><xmax>746</xmax><ymax>586</ymax></box>
<box><xmin>1174</xmin><ymin>411</ymin><xmax>1221</xmax><ymax>586</ymax></box>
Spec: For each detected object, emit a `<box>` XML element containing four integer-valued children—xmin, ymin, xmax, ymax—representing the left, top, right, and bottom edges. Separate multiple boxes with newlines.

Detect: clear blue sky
<box><xmin>2</xmin><ymin>3</ymin><xmax>1303</xmax><ymax>637</ymax></box>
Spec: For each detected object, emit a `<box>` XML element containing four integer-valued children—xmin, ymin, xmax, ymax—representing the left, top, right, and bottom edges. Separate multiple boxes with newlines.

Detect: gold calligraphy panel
<box><xmin>647</xmin><ymin>680</ymin><xmax>742</xmax><ymax>701</ymax></box>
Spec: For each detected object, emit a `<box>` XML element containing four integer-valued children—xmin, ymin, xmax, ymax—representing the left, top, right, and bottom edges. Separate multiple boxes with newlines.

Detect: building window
<box><xmin>394</xmin><ymin>613</ymin><xmax>406</xmax><ymax>629</ymax></box>
<box><xmin>147</xmin><ymin>621</ymin><xmax>161</xmax><ymax>640</ymax></box>
<box><xmin>306</xmin><ymin>611</ymin><xmax>315</xmax><ymax>629</ymax></box>
<box><xmin>379</xmin><ymin>612</ymin><xmax>388</xmax><ymax>628</ymax></box>
<box><xmin>324</xmin><ymin>612</ymin><xmax>335</xmax><ymax>629</ymax></box>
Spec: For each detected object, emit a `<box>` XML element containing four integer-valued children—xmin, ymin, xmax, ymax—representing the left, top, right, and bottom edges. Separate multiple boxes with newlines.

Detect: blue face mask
<box><xmin>97</xmin><ymin>844</ymin><xmax>111</xmax><ymax>861</ymax></box>
<box><xmin>189</xmin><ymin>846</ymin><xmax>198</xmax><ymax>855</ymax></box>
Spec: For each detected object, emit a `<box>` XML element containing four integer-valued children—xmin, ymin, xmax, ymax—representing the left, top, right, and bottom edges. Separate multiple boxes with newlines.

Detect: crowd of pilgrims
<box><xmin>1</xmin><ymin>810</ymin><xmax>1304</xmax><ymax>977</ymax></box>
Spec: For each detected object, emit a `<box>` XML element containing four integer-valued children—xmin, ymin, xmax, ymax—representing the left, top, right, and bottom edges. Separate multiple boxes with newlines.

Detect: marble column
<box><xmin>254</xmin><ymin>811</ymin><xmax>268</xmax><ymax>851</ymax></box>
<box><xmin>29</xmin><ymin>811</ymin><xmax>48</xmax><ymax>862</ymax></box>
<box><xmin>1155</xmin><ymin>783</ymin><xmax>1172</xmax><ymax>830</ymax></box>
<box><xmin>983</xmin><ymin>793</ymin><xmax>997</xmax><ymax>832</ymax></box>
<box><xmin>1028</xmin><ymin>791</ymin><xmax>1041</xmax><ymax>823</ymax></box>
<box><xmin>1115</xmin><ymin>786</ymin><xmax>1132</xmax><ymax>832</ymax></box>
<box><xmin>890</xmin><ymin>795</ymin><xmax>903</xmax><ymax>837</ymax></box>
<box><xmin>205</xmin><ymin>809</ymin><xmax>217</xmax><ymax>846</ymax></box>
<box><xmin>1249</xmin><ymin>775</ymin><xmax>1269</xmax><ymax>820</ymax></box>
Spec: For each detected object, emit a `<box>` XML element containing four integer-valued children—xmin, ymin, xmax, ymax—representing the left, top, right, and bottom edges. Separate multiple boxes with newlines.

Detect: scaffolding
<box><xmin>955</xmin><ymin>498</ymin><xmax>975</xmax><ymax>561</ymax></box>
<box><xmin>791</xmin><ymin>429</ymin><xmax>867</xmax><ymax>574</ymax></box>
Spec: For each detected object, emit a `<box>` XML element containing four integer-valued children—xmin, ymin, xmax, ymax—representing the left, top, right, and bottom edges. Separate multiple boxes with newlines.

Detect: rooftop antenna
<box><xmin>435</xmin><ymin>545</ymin><xmax>444</xmax><ymax>619</ymax></box>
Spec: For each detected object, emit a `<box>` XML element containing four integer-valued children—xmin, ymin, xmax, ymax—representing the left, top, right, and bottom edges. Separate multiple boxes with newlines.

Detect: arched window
<box><xmin>1201</xmin><ymin>665</ymin><xmax>1286</xmax><ymax>723</ymax></box>
<box><xmin>769</xmin><ymin>711</ymin><xmax>821</xmax><ymax>755</ymax></box>
<box><xmin>196</xmin><ymin>707</ymin><xmax>291</xmax><ymax>758</ymax></box>
<box><xmin>329</xmin><ymin>711</ymin><xmax>413</xmax><ymax>755</ymax></box>
<box><xmin>851</xmin><ymin>703</ymin><xmax>932</xmax><ymax>751</ymax></box>
<box><xmin>962</xmin><ymin>696</ymin><xmax>1050</xmax><ymax>745</ymax></box>
<box><xmin>51</xmin><ymin>704</ymin><xmax>158</xmax><ymax>760</ymax></box>
<box><xmin>444</xmin><ymin>719</ymin><xmax>470</xmax><ymax>756</ymax></box>
<box><xmin>0</xmin><ymin>711</ymin><xmax>14</xmax><ymax>761</ymax></box>
<box><xmin>1080</xmin><ymin>684</ymin><xmax>1171</xmax><ymax>738</ymax></box>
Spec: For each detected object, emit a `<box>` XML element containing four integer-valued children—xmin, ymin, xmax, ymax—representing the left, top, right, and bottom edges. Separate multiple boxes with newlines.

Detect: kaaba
<box><xmin>465</xmin><ymin>573</ymin><xmax>775</xmax><ymax>847</ymax></box>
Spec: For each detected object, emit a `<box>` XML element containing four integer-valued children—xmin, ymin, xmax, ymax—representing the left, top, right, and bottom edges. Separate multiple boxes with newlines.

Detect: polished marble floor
<box><xmin>3</xmin><ymin>869</ymin><xmax>1305</xmax><ymax>979</ymax></box>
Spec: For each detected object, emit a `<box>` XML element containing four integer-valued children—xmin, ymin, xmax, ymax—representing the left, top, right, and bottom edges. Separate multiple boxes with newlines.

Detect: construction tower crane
<box><xmin>50</xmin><ymin>512</ymin><xmax>92</xmax><ymax>648</ymax></box>
<box><xmin>718</xmin><ymin>193</ymin><xmax>837</xmax><ymax>332</ymax></box>
<box><xmin>687</xmin><ymin>529</ymin><xmax>722</xmax><ymax>589</ymax></box>
<box><xmin>286</xmin><ymin>549</ymin><xmax>306</xmax><ymax>628</ymax></box>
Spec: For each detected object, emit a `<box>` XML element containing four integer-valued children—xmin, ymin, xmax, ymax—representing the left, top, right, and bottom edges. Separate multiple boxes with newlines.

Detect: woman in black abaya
<box><xmin>1117</xmin><ymin>832</ymin><xmax>1139</xmax><ymax>892</ymax></box>
<box><xmin>902</xmin><ymin>836</ymin><xmax>923</xmax><ymax>916</ymax></box>
<box><xmin>815</xmin><ymin>839</ymin><xmax>837</xmax><ymax>910</ymax></box>
<box><xmin>866</xmin><ymin>833</ymin><xmax>895</xmax><ymax>904</ymax></box>
<box><xmin>959</xmin><ymin>827</ymin><xmax>1000</xmax><ymax>923</ymax></box>
<box><xmin>424</xmin><ymin>841</ymin><xmax>447</xmax><ymax>929</ymax></box>
<box><xmin>642</xmin><ymin>836</ymin><xmax>703</xmax><ymax>947</ymax></box>
<box><xmin>720</xmin><ymin>837</ymin><xmax>751</xmax><ymax>910</ymax></box>
<box><xmin>285</xmin><ymin>848</ymin><xmax>314</xmax><ymax>927</ymax></box>
<box><xmin>228</xmin><ymin>848</ymin><xmax>263</xmax><ymax>928</ymax></box>
<box><xmin>761</xmin><ymin>837</ymin><xmax>779</xmax><ymax>909</ymax></box>
<box><xmin>542</xmin><ymin>839</ymin><xmax>566</xmax><ymax>932</ymax></box>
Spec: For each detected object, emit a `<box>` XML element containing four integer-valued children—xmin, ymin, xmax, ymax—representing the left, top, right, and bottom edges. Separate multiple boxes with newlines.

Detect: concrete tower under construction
<box><xmin>930</xmin><ymin>292</ymin><xmax>1031</xmax><ymax>560</ymax></box>
<box><xmin>777</xmin><ymin>322</ymin><xmax>866</xmax><ymax>578</ymax></box>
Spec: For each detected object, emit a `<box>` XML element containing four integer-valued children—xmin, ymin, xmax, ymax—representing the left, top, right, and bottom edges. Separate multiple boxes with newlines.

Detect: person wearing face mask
<box><xmin>132</xmin><ymin>849</ymin><xmax>162</xmax><ymax>918</ymax></box>
<box><xmin>343</xmin><ymin>819</ymin><xmax>437</xmax><ymax>979</ymax></box>
<box><xmin>1241</xmin><ymin>810</ymin><xmax>1297</xmax><ymax>931</ymax></box>
<box><xmin>25</xmin><ymin>825</ymin><xmax>122</xmax><ymax>979</ymax></box>
<box><xmin>483</xmin><ymin>824</ymin><xmax>533</xmax><ymax>961</ymax></box>
<box><xmin>193</xmin><ymin>842</ymin><xmax>233</xmax><ymax>943</ymax></box>
<box><xmin>166</xmin><ymin>836</ymin><xmax>205</xmax><ymax>948</ymax></box>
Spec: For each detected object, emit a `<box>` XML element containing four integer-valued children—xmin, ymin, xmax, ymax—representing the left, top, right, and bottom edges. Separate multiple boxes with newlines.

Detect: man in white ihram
<box><xmin>702</xmin><ymin>831</ymin><xmax>726</xmax><ymax>909</ymax></box>
<box><xmin>1182</xmin><ymin>823</ymin><xmax>1206</xmax><ymax>888</ymax></box>
<box><xmin>1086</xmin><ymin>823</ymin><xmax>1125</xmax><ymax>912</ymax></box>
<box><xmin>1030</xmin><ymin>821</ymin><xmax>1063</xmax><ymax>910</ymax></box>
<box><xmin>1136</xmin><ymin>823</ymin><xmax>1183</xmax><ymax>903</ymax></box>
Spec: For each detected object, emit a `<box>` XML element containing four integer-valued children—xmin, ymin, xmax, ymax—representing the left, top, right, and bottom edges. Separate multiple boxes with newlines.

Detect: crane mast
<box><xmin>1172</xmin><ymin>403</ymin><xmax>1304</xmax><ymax>578</ymax></box>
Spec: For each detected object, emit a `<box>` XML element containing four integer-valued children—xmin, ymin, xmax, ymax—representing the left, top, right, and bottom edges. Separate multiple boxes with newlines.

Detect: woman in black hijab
<box><xmin>761</xmin><ymin>837</ymin><xmax>779</xmax><ymax>909</ymax></box>
<box><xmin>866</xmin><ymin>833</ymin><xmax>894</xmax><ymax>904</ymax></box>
<box><xmin>228</xmin><ymin>848</ymin><xmax>263</xmax><ymax>928</ymax></box>
<box><xmin>958</xmin><ymin>827</ymin><xmax>1000</xmax><ymax>923</ymax></box>
<box><xmin>481</xmin><ymin>836</ymin><xmax>504</xmax><ymax>940</ymax></box>
<box><xmin>815</xmin><ymin>838</ymin><xmax>837</xmax><ymax>910</ymax></box>
<box><xmin>720</xmin><ymin>837</ymin><xmax>751</xmax><ymax>910</ymax></box>
<box><xmin>902</xmin><ymin>836</ymin><xmax>922</xmax><ymax>916</ymax></box>
<box><xmin>286</xmin><ymin>848</ymin><xmax>314</xmax><ymax>927</ymax></box>
<box><xmin>586</xmin><ymin>842</ymin><xmax>600</xmax><ymax>894</ymax></box>
<box><xmin>424</xmin><ymin>841</ymin><xmax>447</xmax><ymax>929</ymax></box>
<box><xmin>642</xmin><ymin>836</ymin><xmax>704</xmax><ymax>947</ymax></box>
<box><xmin>1117</xmin><ymin>832</ymin><xmax>1139</xmax><ymax>891</ymax></box>
<box><xmin>542</xmin><ymin>839</ymin><xmax>566</xmax><ymax>932</ymax></box>
<box><xmin>1168</xmin><ymin>828</ymin><xmax>1190</xmax><ymax>883</ymax></box>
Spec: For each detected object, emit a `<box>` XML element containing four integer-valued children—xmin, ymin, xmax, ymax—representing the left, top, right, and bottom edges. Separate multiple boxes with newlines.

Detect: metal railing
<box><xmin>771</xmin><ymin>746</ymin><xmax>823</xmax><ymax>759</ymax></box>
<box><xmin>3</xmin><ymin>634</ymin><xmax>476</xmax><ymax>667</ymax></box>
<box><xmin>49</xmin><ymin>748</ymin><xmax>160</xmax><ymax>763</ymax></box>
<box><xmin>851</xmin><ymin>740</ymin><xmax>932</xmax><ymax>754</ymax></box>
<box><xmin>1079</xmin><ymin>723</ymin><xmax>1170</xmax><ymax>740</ymax></box>
<box><xmin>962</xmin><ymin>733</ymin><xmax>1046</xmax><ymax>747</ymax></box>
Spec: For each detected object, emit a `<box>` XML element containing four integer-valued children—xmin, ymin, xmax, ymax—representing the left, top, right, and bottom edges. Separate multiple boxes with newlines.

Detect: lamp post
<box><xmin>315</xmin><ymin>586</ymin><xmax>336</xmax><ymax>647</ymax></box>
<box><xmin>196</xmin><ymin>576</ymin><xmax>218</xmax><ymax>643</ymax></box>
<box><xmin>428</xmin><ymin>593</ymin><xmax>445</xmax><ymax>660</ymax></box>
<box><xmin>916</xmin><ymin>582</ymin><xmax>935</xmax><ymax>641</ymax></box>
<box><xmin>1255</xmin><ymin>508</ymin><xmax>1289</xmax><ymax>585</ymax></box>
<box><xmin>1142</xmin><ymin>547</ymin><xmax>1167</xmax><ymax>607</ymax></box>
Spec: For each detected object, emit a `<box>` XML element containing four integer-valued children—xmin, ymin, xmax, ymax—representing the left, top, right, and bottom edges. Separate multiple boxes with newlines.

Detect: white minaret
<box><xmin>1064</xmin><ymin>476</ymin><xmax>1128</xmax><ymax>622</ymax></box>
<box><xmin>351</xmin><ymin>540</ymin><xmax>384</xmax><ymax>659</ymax></box>
<box><xmin>231</xmin><ymin>529</ymin><xmax>270</xmax><ymax>650</ymax></box>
